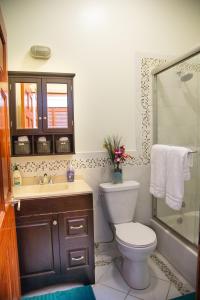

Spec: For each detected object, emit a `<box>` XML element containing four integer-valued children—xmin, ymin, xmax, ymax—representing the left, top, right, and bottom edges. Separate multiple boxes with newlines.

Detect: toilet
<box><xmin>100</xmin><ymin>180</ymin><xmax>157</xmax><ymax>290</ymax></box>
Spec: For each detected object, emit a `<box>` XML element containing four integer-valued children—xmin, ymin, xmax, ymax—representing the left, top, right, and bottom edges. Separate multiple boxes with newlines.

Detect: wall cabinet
<box><xmin>15</xmin><ymin>193</ymin><xmax>95</xmax><ymax>294</ymax></box>
<box><xmin>9</xmin><ymin>71</ymin><xmax>75</xmax><ymax>156</ymax></box>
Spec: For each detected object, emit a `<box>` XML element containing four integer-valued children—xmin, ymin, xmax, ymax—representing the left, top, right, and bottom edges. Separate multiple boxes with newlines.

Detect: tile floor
<box><xmin>24</xmin><ymin>250</ymin><xmax>194</xmax><ymax>300</ymax></box>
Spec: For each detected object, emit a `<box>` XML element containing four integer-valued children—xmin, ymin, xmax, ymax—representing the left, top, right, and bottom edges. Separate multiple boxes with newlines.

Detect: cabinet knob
<box><xmin>43</xmin><ymin>116</ymin><xmax>47</xmax><ymax>120</ymax></box>
<box><xmin>53</xmin><ymin>220</ymin><xmax>57</xmax><ymax>226</ymax></box>
<box><xmin>39</xmin><ymin>116</ymin><xmax>42</xmax><ymax>120</ymax></box>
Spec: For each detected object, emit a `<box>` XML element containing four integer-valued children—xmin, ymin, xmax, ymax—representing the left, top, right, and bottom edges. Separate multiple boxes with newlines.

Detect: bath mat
<box><xmin>171</xmin><ymin>292</ymin><xmax>195</xmax><ymax>300</ymax></box>
<box><xmin>21</xmin><ymin>285</ymin><xmax>96</xmax><ymax>300</ymax></box>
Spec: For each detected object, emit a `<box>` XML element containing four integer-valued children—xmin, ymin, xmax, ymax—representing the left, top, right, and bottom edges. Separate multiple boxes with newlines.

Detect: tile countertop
<box><xmin>12</xmin><ymin>180</ymin><xmax>93</xmax><ymax>200</ymax></box>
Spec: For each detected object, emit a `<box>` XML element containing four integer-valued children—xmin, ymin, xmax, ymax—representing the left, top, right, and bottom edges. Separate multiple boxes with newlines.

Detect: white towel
<box><xmin>150</xmin><ymin>144</ymin><xmax>169</xmax><ymax>198</ymax></box>
<box><xmin>165</xmin><ymin>146</ymin><xmax>191</xmax><ymax>210</ymax></box>
<box><xmin>59</xmin><ymin>137</ymin><xmax>69</xmax><ymax>141</ymax></box>
<box><xmin>38</xmin><ymin>136</ymin><xmax>46</xmax><ymax>142</ymax></box>
<box><xmin>18</xmin><ymin>136</ymin><xmax>29</xmax><ymax>142</ymax></box>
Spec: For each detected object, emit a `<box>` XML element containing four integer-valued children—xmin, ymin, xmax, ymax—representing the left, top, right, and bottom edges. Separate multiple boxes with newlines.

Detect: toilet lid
<box><xmin>115</xmin><ymin>222</ymin><xmax>157</xmax><ymax>248</ymax></box>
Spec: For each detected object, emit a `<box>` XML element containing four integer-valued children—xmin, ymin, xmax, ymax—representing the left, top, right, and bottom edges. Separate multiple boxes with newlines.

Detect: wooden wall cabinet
<box><xmin>9</xmin><ymin>72</ymin><xmax>75</xmax><ymax>156</ymax></box>
<box><xmin>15</xmin><ymin>193</ymin><xmax>95</xmax><ymax>294</ymax></box>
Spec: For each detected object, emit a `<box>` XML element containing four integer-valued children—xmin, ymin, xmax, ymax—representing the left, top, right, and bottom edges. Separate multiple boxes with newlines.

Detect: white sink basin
<box><xmin>13</xmin><ymin>182</ymin><xmax>68</xmax><ymax>198</ymax></box>
<box><xmin>13</xmin><ymin>180</ymin><xmax>92</xmax><ymax>199</ymax></box>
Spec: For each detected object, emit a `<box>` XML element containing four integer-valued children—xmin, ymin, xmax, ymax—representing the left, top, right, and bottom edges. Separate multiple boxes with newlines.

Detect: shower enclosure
<box><xmin>152</xmin><ymin>47</ymin><xmax>200</xmax><ymax>248</ymax></box>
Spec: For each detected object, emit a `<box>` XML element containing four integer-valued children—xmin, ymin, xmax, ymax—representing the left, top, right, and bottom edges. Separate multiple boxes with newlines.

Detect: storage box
<box><xmin>14</xmin><ymin>141</ymin><xmax>31</xmax><ymax>155</ymax></box>
<box><xmin>37</xmin><ymin>141</ymin><xmax>51</xmax><ymax>154</ymax></box>
<box><xmin>56</xmin><ymin>140</ymin><xmax>70</xmax><ymax>153</ymax></box>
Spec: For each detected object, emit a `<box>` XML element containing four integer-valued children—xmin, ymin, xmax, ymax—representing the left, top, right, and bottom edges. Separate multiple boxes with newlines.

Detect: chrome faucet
<box><xmin>39</xmin><ymin>173</ymin><xmax>53</xmax><ymax>185</ymax></box>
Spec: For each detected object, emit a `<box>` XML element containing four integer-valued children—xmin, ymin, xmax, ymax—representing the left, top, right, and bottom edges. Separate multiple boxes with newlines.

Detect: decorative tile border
<box><xmin>12</xmin><ymin>151</ymin><xmax>137</xmax><ymax>176</ymax></box>
<box><xmin>151</xmin><ymin>253</ymin><xmax>193</xmax><ymax>295</ymax></box>
<box><xmin>139</xmin><ymin>57</ymin><xmax>166</xmax><ymax>161</ymax></box>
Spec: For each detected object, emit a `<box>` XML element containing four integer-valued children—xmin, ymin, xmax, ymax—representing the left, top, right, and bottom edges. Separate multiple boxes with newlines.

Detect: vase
<box><xmin>112</xmin><ymin>167</ymin><xmax>123</xmax><ymax>184</ymax></box>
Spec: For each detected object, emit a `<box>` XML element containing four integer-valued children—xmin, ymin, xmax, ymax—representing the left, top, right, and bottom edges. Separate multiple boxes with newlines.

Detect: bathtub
<box><xmin>151</xmin><ymin>216</ymin><xmax>198</xmax><ymax>287</ymax></box>
<box><xmin>160</xmin><ymin>211</ymin><xmax>199</xmax><ymax>246</ymax></box>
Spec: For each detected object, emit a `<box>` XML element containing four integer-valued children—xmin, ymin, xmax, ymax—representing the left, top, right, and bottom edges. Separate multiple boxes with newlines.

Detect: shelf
<box><xmin>11</xmin><ymin>134</ymin><xmax>74</xmax><ymax>157</ymax></box>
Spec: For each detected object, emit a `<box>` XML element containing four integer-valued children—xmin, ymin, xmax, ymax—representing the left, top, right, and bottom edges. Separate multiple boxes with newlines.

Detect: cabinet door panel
<box><xmin>42</xmin><ymin>77</ymin><xmax>73</xmax><ymax>133</ymax></box>
<box><xmin>10</xmin><ymin>77</ymin><xmax>42</xmax><ymax>135</ymax></box>
<box><xmin>16</xmin><ymin>214</ymin><xmax>60</xmax><ymax>278</ymax></box>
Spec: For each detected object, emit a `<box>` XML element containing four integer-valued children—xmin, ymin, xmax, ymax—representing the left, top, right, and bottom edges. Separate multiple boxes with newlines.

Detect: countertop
<box><xmin>13</xmin><ymin>180</ymin><xmax>93</xmax><ymax>200</ymax></box>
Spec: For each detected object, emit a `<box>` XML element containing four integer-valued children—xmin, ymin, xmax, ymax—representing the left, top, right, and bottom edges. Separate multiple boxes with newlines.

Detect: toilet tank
<box><xmin>100</xmin><ymin>180</ymin><xmax>140</xmax><ymax>224</ymax></box>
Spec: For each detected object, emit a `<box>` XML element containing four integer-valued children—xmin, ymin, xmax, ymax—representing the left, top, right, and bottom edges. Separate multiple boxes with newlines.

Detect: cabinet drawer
<box><xmin>67</xmin><ymin>218</ymin><xmax>87</xmax><ymax>236</ymax></box>
<box><xmin>69</xmin><ymin>249</ymin><xmax>88</xmax><ymax>268</ymax></box>
<box><xmin>15</xmin><ymin>194</ymin><xmax>93</xmax><ymax>216</ymax></box>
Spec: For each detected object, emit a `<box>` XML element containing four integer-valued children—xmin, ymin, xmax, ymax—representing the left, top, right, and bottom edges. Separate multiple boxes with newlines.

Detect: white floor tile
<box><xmin>92</xmin><ymin>283</ymin><xmax>127</xmax><ymax>300</ymax></box>
<box><xmin>129</xmin><ymin>276</ymin><xmax>170</xmax><ymax>300</ymax></box>
<box><xmin>95</xmin><ymin>264</ymin><xmax>112</xmax><ymax>282</ymax></box>
<box><xmin>98</xmin><ymin>263</ymin><xmax>130</xmax><ymax>293</ymax></box>
<box><xmin>166</xmin><ymin>283</ymin><xmax>182</xmax><ymax>300</ymax></box>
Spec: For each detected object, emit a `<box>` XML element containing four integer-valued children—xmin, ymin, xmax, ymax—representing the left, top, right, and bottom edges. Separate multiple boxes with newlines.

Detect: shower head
<box><xmin>177</xmin><ymin>71</ymin><xmax>193</xmax><ymax>82</ymax></box>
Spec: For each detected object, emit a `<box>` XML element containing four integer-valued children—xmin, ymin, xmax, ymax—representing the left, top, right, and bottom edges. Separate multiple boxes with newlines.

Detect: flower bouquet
<box><xmin>103</xmin><ymin>136</ymin><xmax>132</xmax><ymax>183</ymax></box>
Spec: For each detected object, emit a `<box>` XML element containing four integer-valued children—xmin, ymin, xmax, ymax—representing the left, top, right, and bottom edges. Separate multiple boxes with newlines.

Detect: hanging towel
<box><xmin>165</xmin><ymin>146</ymin><xmax>192</xmax><ymax>210</ymax></box>
<box><xmin>150</xmin><ymin>144</ymin><xmax>169</xmax><ymax>198</ymax></box>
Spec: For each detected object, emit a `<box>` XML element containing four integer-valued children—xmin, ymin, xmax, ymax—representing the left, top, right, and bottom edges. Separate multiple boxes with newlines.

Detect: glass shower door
<box><xmin>154</xmin><ymin>53</ymin><xmax>200</xmax><ymax>246</ymax></box>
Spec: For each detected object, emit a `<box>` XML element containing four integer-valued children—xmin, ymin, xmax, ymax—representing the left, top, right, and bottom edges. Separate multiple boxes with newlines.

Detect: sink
<box><xmin>12</xmin><ymin>180</ymin><xmax>92</xmax><ymax>199</ymax></box>
<box><xmin>13</xmin><ymin>182</ymin><xmax>69</xmax><ymax>198</ymax></box>
<box><xmin>37</xmin><ymin>182</ymin><xmax>68</xmax><ymax>193</ymax></box>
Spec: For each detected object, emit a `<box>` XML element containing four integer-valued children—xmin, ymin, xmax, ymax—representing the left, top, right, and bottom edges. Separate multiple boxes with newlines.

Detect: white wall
<box><xmin>1</xmin><ymin>0</ymin><xmax>200</xmax><ymax>152</ymax></box>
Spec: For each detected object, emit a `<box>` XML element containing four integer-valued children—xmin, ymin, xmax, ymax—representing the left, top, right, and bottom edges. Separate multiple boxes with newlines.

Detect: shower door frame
<box><xmin>151</xmin><ymin>45</ymin><xmax>200</xmax><ymax>250</ymax></box>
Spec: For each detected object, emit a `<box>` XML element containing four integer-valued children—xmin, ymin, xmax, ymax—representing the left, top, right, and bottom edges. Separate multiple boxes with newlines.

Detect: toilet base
<box><xmin>122</xmin><ymin>257</ymin><xmax>150</xmax><ymax>289</ymax></box>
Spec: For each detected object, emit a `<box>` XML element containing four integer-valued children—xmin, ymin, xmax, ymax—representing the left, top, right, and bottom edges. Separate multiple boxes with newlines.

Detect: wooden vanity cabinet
<box><xmin>15</xmin><ymin>194</ymin><xmax>95</xmax><ymax>294</ymax></box>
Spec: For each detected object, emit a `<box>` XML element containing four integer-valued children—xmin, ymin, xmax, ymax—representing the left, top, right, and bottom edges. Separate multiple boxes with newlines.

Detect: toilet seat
<box><xmin>115</xmin><ymin>222</ymin><xmax>157</xmax><ymax>248</ymax></box>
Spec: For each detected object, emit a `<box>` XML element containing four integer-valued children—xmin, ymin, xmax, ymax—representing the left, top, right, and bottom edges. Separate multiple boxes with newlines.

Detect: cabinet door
<box><xmin>16</xmin><ymin>214</ymin><xmax>60</xmax><ymax>293</ymax></box>
<box><xmin>42</xmin><ymin>77</ymin><xmax>74</xmax><ymax>133</ymax></box>
<box><xmin>9</xmin><ymin>76</ymin><xmax>42</xmax><ymax>135</ymax></box>
<box><xmin>0</xmin><ymin>7</ymin><xmax>21</xmax><ymax>299</ymax></box>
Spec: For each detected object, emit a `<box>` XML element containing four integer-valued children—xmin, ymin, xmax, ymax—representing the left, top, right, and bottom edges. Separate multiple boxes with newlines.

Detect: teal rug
<box><xmin>171</xmin><ymin>292</ymin><xmax>195</xmax><ymax>300</ymax></box>
<box><xmin>21</xmin><ymin>285</ymin><xmax>96</xmax><ymax>300</ymax></box>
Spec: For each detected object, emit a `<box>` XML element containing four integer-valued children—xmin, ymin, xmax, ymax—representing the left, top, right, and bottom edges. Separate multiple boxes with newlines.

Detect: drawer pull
<box><xmin>53</xmin><ymin>220</ymin><xmax>57</xmax><ymax>226</ymax></box>
<box><xmin>72</xmin><ymin>256</ymin><xmax>84</xmax><ymax>261</ymax></box>
<box><xmin>70</xmin><ymin>225</ymin><xmax>84</xmax><ymax>230</ymax></box>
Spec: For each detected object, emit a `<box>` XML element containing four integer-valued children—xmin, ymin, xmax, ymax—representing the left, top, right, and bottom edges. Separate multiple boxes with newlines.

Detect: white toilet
<box><xmin>100</xmin><ymin>180</ymin><xmax>157</xmax><ymax>290</ymax></box>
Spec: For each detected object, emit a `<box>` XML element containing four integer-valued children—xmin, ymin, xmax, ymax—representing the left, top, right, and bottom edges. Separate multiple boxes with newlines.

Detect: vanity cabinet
<box><xmin>15</xmin><ymin>193</ymin><xmax>95</xmax><ymax>293</ymax></box>
<box><xmin>9</xmin><ymin>71</ymin><xmax>75</xmax><ymax>156</ymax></box>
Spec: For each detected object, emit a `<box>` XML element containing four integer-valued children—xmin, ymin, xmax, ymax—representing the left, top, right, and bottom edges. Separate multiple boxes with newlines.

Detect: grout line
<box><xmin>165</xmin><ymin>282</ymin><xmax>172</xmax><ymax>300</ymax></box>
<box><xmin>95</xmin><ymin>263</ymin><xmax>113</xmax><ymax>284</ymax></box>
<box><xmin>151</xmin><ymin>273</ymin><xmax>170</xmax><ymax>283</ymax></box>
<box><xmin>100</xmin><ymin>282</ymin><xmax>129</xmax><ymax>296</ymax></box>
<box><xmin>125</xmin><ymin>290</ymin><xmax>144</xmax><ymax>300</ymax></box>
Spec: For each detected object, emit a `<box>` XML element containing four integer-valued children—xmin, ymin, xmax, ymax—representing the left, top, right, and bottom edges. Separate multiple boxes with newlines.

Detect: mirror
<box><xmin>15</xmin><ymin>82</ymin><xmax>38</xmax><ymax>129</ymax></box>
<box><xmin>47</xmin><ymin>83</ymin><xmax>68</xmax><ymax>128</ymax></box>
